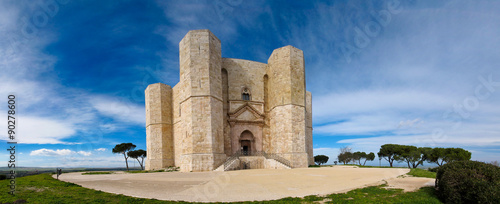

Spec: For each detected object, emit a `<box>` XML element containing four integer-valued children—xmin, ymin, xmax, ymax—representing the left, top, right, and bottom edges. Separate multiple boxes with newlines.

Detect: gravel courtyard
<box><xmin>57</xmin><ymin>166</ymin><xmax>434</xmax><ymax>202</ymax></box>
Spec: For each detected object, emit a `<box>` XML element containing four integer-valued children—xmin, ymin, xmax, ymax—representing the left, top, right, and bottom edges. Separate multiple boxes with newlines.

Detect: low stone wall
<box><xmin>214</xmin><ymin>155</ymin><xmax>291</xmax><ymax>171</ymax></box>
<box><xmin>264</xmin><ymin>158</ymin><xmax>291</xmax><ymax>169</ymax></box>
<box><xmin>239</xmin><ymin>156</ymin><xmax>266</xmax><ymax>169</ymax></box>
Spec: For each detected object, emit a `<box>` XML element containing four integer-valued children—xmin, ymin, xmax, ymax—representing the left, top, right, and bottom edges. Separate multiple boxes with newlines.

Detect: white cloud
<box><xmin>313</xmin><ymin>89</ymin><xmax>453</xmax><ymax>123</ymax></box>
<box><xmin>0</xmin><ymin>1</ymin><xmax>147</xmax><ymax>146</ymax></box>
<box><xmin>90</xmin><ymin>96</ymin><xmax>145</xmax><ymax>125</ymax></box>
<box><xmin>30</xmin><ymin>148</ymin><xmax>91</xmax><ymax>157</ymax></box>
<box><xmin>30</xmin><ymin>149</ymin><xmax>73</xmax><ymax>156</ymax></box>
<box><xmin>77</xmin><ymin>151</ymin><xmax>92</xmax><ymax>156</ymax></box>
<box><xmin>14</xmin><ymin>116</ymin><xmax>76</xmax><ymax>144</ymax></box>
<box><xmin>315</xmin><ymin>114</ymin><xmax>401</xmax><ymax>135</ymax></box>
<box><xmin>22</xmin><ymin>154</ymin><xmax>127</xmax><ymax>168</ymax></box>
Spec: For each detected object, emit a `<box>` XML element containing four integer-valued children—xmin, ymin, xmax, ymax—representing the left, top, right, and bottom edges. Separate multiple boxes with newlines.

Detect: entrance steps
<box><xmin>214</xmin><ymin>151</ymin><xmax>292</xmax><ymax>171</ymax></box>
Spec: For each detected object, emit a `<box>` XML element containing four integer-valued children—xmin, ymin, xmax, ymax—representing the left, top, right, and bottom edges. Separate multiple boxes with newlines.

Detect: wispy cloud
<box><xmin>30</xmin><ymin>148</ymin><xmax>91</xmax><ymax>157</ymax></box>
<box><xmin>90</xmin><ymin>96</ymin><xmax>145</xmax><ymax>125</ymax></box>
<box><xmin>16</xmin><ymin>116</ymin><xmax>76</xmax><ymax>144</ymax></box>
<box><xmin>2</xmin><ymin>0</ymin><xmax>499</xmax><ymax>166</ymax></box>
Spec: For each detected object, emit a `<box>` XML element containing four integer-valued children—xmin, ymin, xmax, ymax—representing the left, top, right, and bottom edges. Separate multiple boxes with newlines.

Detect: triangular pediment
<box><xmin>229</xmin><ymin>102</ymin><xmax>265</xmax><ymax>122</ymax></box>
<box><xmin>237</xmin><ymin>109</ymin><xmax>257</xmax><ymax>120</ymax></box>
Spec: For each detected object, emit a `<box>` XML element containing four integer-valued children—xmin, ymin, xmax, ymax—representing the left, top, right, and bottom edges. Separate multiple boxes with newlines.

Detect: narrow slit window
<box><xmin>242</xmin><ymin>93</ymin><xmax>250</xmax><ymax>100</ymax></box>
<box><xmin>242</xmin><ymin>88</ymin><xmax>251</xmax><ymax>100</ymax></box>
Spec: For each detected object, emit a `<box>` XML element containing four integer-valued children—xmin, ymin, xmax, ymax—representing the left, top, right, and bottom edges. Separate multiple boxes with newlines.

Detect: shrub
<box><xmin>427</xmin><ymin>166</ymin><xmax>440</xmax><ymax>172</ymax></box>
<box><xmin>436</xmin><ymin>161</ymin><xmax>500</xmax><ymax>203</ymax></box>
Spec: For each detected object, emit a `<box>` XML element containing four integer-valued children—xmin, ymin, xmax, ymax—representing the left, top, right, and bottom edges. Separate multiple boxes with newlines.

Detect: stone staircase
<box><xmin>214</xmin><ymin>151</ymin><xmax>292</xmax><ymax>171</ymax></box>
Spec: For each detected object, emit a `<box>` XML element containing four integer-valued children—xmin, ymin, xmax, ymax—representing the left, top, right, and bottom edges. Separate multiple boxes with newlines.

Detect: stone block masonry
<box><xmin>146</xmin><ymin>29</ymin><xmax>313</xmax><ymax>172</ymax></box>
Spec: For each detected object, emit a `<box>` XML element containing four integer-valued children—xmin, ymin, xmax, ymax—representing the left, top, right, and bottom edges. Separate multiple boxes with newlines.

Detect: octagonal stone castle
<box><xmin>145</xmin><ymin>29</ymin><xmax>313</xmax><ymax>172</ymax></box>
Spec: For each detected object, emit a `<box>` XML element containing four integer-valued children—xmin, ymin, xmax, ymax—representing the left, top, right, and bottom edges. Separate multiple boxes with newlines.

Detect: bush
<box><xmin>436</xmin><ymin>161</ymin><xmax>500</xmax><ymax>203</ymax></box>
<box><xmin>427</xmin><ymin>166</ymin><xmax>440</xmax><ymax>172</ymax></box>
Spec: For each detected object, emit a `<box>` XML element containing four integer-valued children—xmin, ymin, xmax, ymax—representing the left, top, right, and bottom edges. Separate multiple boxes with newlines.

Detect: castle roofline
<box><xmin>222</xmin><ymin>57</ymin><xmax>267</xmax><ymax>65</ymax></box>
<box><xmin>184</xmin><ymin>29</ymin><xmax>221</xmax><ymax>42</ymax></box>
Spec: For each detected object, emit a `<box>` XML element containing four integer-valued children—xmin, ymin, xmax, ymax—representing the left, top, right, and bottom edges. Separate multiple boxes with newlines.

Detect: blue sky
<box><xmin>1</xmin><ymin>0</ymin><xmax>499</xmax><ymax>168</ymax></box>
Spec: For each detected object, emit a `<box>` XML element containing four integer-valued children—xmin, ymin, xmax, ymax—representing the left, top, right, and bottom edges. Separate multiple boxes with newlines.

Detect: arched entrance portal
<box><xmin>240</xmin><ymin>130</ymin><xmax>254</xmax><ymax>156</ymax></box>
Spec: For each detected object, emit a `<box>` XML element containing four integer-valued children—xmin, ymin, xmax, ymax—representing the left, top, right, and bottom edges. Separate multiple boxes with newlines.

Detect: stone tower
<box><xmin>145</xmin><ymin>29</ymin><xmax>313</xmax><ymax>172</ymax></box>
<box><xmin>265</xmin><ymin>46</ymin><xmax>310</xmax><ymax>168</ymax></box>
<box><xmin>145</xmin><ymin>83</ymin><xmax>174</xmax><ymax>169</ymax></box>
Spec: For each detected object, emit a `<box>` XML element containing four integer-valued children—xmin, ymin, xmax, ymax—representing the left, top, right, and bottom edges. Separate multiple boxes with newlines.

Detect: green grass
<box><xmin>326</xmin><ymin>185</ymin><xmax>441</xmax><ymax>203</ymax></box>
<box><xmin>0</xmin><ymin>173</ymin><xmax>442</xmax><ymax>203</ymax></box>
<box><xmin>0</xmin><ymin>173</ymin><xmax>186</xmax><ymax>203</ymax></box>
<box><xmin>339</xmin><ymin>164</ymin><xmax>407</xmax><ymax>168</ymax></box>
<box><xmin>127</xmin><ymin>169</ymin><xmax>166</xmax><ymax>173</ymax></box>
<box><xmin>407</xmin><ymin>168</ymin><xmax>437</xmax><ymax>178</ymax></box>
<box><xmin>82</xmin><ymin>171</ymin><xmax>114</xmax><ymax>175</ymax></box>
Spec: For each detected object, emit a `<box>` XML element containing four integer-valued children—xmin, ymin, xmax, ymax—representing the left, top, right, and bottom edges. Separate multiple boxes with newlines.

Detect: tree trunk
<box><xmin>136</xmin><ymin>158</ymin><xmax>143</xmax><ymax>170</ymax></box>
<box><xmin>407</xmin><ymin>161</ymin><xmax>411</xmax><ymax>169</ymax></box>
<box><xmin>140</xmin><ymin>158</ymin><xmax>145</xmax><ymax>170</ymax></box>
<box><xmin>363</xmin><ymin>159</ymin><xmax>367</xmax><ymax>166</ymax></box>
<box><xmin>123</xmin><ymin>153</ymin><xmax>129</xmax><ymax>171</ymax></box>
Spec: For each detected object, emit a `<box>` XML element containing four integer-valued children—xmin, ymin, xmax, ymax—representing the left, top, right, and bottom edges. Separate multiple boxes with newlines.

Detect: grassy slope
<box><xmin>81</xmin><ymin>172</ymin><xmax>114</xmax><ymax>175</ymax></box>
<box><xmin>0</xmin><ymin>173</ymin><xmax>441</xmax><ymax>203</ymax></box>
<box><xmin>407</xmin><ymin>168</ymin><xmax>437</xmax><ymax>178</ymax></box>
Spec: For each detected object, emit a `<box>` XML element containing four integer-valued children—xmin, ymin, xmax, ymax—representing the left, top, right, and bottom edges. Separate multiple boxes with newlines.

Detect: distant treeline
<box><xmin>322</xmin><ymin>144</ymin><xmax>472</xmax><ymax>169</ymax></box>
<box><xmin>377</xmin><ymin>144</ymin><xmax>471</xmax><ymax>168</ymax></box>
<box><xmin>0</xmin><ymin>167</ymin><xmax>142</xmax><ymax>180</ymax></box>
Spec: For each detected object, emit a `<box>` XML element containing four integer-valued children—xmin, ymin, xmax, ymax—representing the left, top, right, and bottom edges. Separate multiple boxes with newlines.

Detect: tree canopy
<box><xmin>393</xmin><ymin>145</ymin><xmax>431</xmax><ymax>168</ymax></box>
<box><xmin>364</xmin><ymin>152</ymin><xmax>376</xmax><ymax>166</ymax></box>
<box><xmin>314</xmin><ymin>155</ymin><xmax>329</xmax><ymax>165</ymax></box>
<box><xmin>128</xmin><ymin>149</ymin><xmax>147</xmax><ymax>170</ymax></box>
<box><xmin>349</xmin><ymin>151</ymin><xmax>375</xmax><ymax>166</ymax></box>
<box><xmin>427</xmin><ymin>147</ymin><xmax>471</xmax><ymax>166</ymax></box>
<box><xmin>337</xmin><ymin>146</ymin><xmax>353</xmax><ymax>165</ymax></box>
<box><xmin>112</xmin><ymin>143</ymin><xmax>136</xmax><ymax>171</ymax></box>
<box><xmin>379</xmin><ymin>144</ymin><xmax>471</xmax><ymax>168</ymax></box>
<box><xmin>338</xmin><ymin>152</ymin><xmax>353</xmax><ymax>165</ymax></box>
<box><xmin>378</xmin><ymin>144</ymin><xmax>400</xmax><ymax>167</ymax></box>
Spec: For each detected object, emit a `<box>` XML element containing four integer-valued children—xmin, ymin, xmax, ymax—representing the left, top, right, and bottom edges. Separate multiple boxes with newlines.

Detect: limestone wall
<box><xmin>266</xmin><ymin>46</ymin><xmax>306</xmax><ymax>109</ymax></box>
<box><xmin>146</xmin><ymin>29</ymin><xmax>312</xmax><ymax>172</ymax></box>
<box><xmin>265</xmin><ymin>45</ymin><xmax>309</xmax><ymax>168</ymax></box>
<box><xmin>145</xmin><ymin>83</ymin><xmax>174</xmax><ymax>170</ymax></box>
<box><xmin>239</xmin><ymin>156</ymin><xmax>266</xmax><ymax>169</ymax></box>
<box><xmin>306</xmin><ymin>91</ymin><xmax>314</xmax><ymax>165</ymax></box>
<box><xmin>264</xmin><ymin>159</ymin><xmax>292</xmax><ymax>169</ymax></box>
<box><xmin>222</xmin><ymin>58</ymin><xmax>266</xmax><ymax>102</ymax></box>
<box><xmin>176</xmin><ymin>29</ymin><xmax>226</xmax><ymax>172</ymax></box>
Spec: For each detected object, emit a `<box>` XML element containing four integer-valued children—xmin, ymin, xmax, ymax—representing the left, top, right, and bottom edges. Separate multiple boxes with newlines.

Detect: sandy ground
<box><xmin>384</xmin><ymin>175</ymin><xmax>435</xmax><ymax>192</ymax></box>
<box><xmin>57</xmin><ymin>166</ymin><xmax>434</xmax><ymax>202</ymax></box>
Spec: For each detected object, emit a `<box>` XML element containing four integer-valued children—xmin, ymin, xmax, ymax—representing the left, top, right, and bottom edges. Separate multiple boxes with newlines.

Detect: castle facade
<box><xmin>145</xmin><ymin>30</ymin><xmax>313</xmax><ymax>172</ymax></box>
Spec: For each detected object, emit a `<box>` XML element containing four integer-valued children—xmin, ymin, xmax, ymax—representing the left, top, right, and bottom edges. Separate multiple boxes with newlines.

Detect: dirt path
<box><xmin>384</xmin><ymin>175</ymin><xmax>435</xmax><ymax>192</ymax></box>
<box><xmin>57</xmin><ymin>167</ymin><xmax>433</xmax><ymax>202</ymax></box>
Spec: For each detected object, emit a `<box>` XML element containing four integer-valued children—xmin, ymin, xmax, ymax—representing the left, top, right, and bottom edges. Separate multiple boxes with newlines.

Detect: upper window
<box><xmin>242</xmin><ymin>93</ymin><xmax>250</xmax><ymax>100</ymax></box>
<box><xmin>242</xmin><ymin>88</ymin><xmax>251</xmax><ymax>100</ymax></box>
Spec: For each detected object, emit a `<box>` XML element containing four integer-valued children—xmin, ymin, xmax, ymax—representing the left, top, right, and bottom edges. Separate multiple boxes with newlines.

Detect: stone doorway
<box><xmin>239</xmin><ymin>130</ymin><xmax>254</xmax><ymax>156</ymax></box>
<box><xmin>241</xmin><ymin>140</ymin><xmax>251</xmax><ymax>155</ymax></box>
